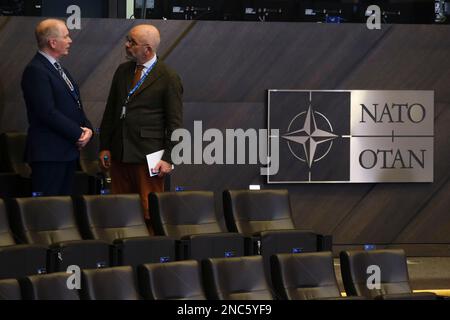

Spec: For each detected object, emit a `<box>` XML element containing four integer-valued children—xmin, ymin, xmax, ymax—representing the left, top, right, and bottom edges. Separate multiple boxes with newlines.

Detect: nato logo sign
<box><xmin>267</xmin><ymin>90</ymin><xmax>434</xmax><ymax>183</ymax></box>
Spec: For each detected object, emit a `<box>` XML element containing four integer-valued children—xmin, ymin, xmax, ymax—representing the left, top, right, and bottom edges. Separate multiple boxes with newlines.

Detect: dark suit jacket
<box><xmin>21</xmin><ymin>53</ymin><xmax>91</xmax><ymax>162</ymax></box>
<box><xmin>99</xmin><ymin>59</ymin><xmax>183</xmax><ymax>164</ymax></box>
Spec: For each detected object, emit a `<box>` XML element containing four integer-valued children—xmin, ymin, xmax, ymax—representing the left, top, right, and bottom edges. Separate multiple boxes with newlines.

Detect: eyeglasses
<box><xmin>125</xmin><ymin>35</ymin><xmax>150</xmax><ymax>48</ymax></box>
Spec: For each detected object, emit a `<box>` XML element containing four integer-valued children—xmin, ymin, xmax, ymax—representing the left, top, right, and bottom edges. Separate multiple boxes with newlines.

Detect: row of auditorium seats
<box><xmin>0</xmin><ymin>190</ymin><xmax>330</xmax><ymax>281</ymax></box>
<box><xmin>0</xmin><ymin>194</ymin><xmax>174</xmax><ymax>277</ymax></box>
<box><xmin>0</xmin><ymin>132</ymin><xmax>172</xmax><ymax>197</ymax></box>
<box><xmin>0</xmin><ymin>132</ymin><xmax>98</xmax><ymax>196</ymax></box>
<box><xmin>0</xmin><ymin>250</ymin><xmax>439</xmax><ymax>300</ymax></box>
<box><xmin>150</xmin><ymin>190</ymin><xmax>332</xmax><ymax>273</ymax></box>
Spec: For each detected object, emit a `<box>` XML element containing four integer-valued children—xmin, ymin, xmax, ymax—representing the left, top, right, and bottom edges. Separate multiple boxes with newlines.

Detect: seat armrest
<box><xmin>178</xmin><ymin>233</ymin><xmax>246</xmax><ymax>260</ymax></box>
<box><xmin>0</xmin><ymin>244</ymin><xmax>48</xmax><ymax>278</ymax></box>
<box><xmin>258</xmin><ymin>230</ymin><xmax>319</xmax><ymax>253</ymax></box>
<box><xmin>112</xmin><ymin>236</ymin><xmax>176</xmax><ymax>266</ymax></box>
<box><xmin>48</xmin><ymin>239</ymin><xmax>111</xmax><ymax>272</ymax></box>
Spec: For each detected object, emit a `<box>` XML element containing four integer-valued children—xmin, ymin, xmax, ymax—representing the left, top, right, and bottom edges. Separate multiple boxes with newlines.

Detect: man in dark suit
<box><xmin>21</xmin><ymin>19</ymin><xmax>92</xmax><ymax>196</ymax></box>
<box><xmin>99</xmin><ymin>24</ymin><xmax>183</xmax><ymax>230</ymax></box>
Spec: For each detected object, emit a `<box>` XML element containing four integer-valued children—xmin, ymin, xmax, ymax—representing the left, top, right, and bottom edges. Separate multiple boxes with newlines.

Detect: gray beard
<box><xmin>125</xmin><ymin>51</ymin><xmax>137</xmax><ymax>61</ymax></box>
<box><xmin>126</xmin><ymin>55</ymin><xmax>137</xmax><ymax>62</ymax></box>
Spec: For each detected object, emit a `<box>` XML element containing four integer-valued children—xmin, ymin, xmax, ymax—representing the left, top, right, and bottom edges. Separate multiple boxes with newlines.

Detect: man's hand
<box><xmin>99</xmin><ymin>150</ymin><xmax>112</xmax><ymax>170</ymax></box>
<box><xmin>152</xmin><ymin>160</ymin><xmax>173</xmax><ymax>177</ymax></box>
<box><xmin>77</xmin><ymin>127</ymin><xmax>93</xmax><ymax>149</ymax></box>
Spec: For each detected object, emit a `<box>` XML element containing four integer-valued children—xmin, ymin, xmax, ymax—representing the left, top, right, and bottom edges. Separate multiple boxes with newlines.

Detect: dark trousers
<box><xmin>31</xmin><ymin>161</ymin><xmax>77</xmax><ymax>196</ymax></box>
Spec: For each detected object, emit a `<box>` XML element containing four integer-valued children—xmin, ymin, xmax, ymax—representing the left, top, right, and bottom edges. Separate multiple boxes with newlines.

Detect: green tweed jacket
<box><xmin>100</xmin><ymin>59</ymin><xmax>183</xmax><ymax>164</ymax></box>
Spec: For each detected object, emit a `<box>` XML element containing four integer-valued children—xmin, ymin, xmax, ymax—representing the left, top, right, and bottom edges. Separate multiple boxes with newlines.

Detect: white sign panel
<box><xmin>267</xmin><ymin>90</ymin><xmax>434</xmax><ymax>183</ymax></box>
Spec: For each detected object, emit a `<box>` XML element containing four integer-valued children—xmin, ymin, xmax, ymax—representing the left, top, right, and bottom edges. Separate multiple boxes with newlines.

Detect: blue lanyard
<box><xmin>120</xmin><ymin>60</ymin><xmax>157</xmax><ymax>119</ymax></box>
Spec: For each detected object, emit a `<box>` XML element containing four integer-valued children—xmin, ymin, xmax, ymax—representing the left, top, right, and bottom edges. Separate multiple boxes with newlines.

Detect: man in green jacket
<box><xmin>99</xmin><ymin>24</ymin><xmax>183</xmax><ymax>231</ymax></box>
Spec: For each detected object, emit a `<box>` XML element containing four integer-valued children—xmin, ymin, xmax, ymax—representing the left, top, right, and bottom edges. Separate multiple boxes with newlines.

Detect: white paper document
<box><xmin>146</xmin><ymin>149</ymin><xmax>165</xmax><ymax>177</ymax></box>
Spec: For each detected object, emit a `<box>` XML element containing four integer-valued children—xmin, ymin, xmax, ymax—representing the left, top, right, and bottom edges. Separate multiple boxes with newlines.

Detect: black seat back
<box><xmin>0</xmin><ymin>199</ymin><xmax>51</xmax><ymax>279</ymax></box>
<box><xmin>271</xmin><ymin>252</ymin><xmax>342</xmax><ymax>300</ymax></box>
<box><xmin>10</xmin><ymin>197</ymin><xmax>82</xmax><ymax>245</ymax></box>
<box><xmin>77</xmin><ymin>195</ymin><xmax>177</xmax><ymax>267</ymax></box>
<box><xmin>77</xmin><ymin>194</ymin><xmax>149</xmax><ymax>242</ymax></box>
<box><xmin>223</xmin><ymin>189</ymin><xmax>295</xmax><ymax>235</ymax></box>
<box><xmin>81</xmin><ymin>266</ymin><xmax>141</xmax><ymax>300</ymax></box>
<box><xmin>138</xmin><ymin>260</ymin><xmax>206</xmax><ymax>300</ymax></box>
<box><xmin>149</xmin><ymin>191</ymin><xmax>225</xmax><ymax>238</ymax></box>
<box><xmin>21</xmin><ymin>272</ymin><xmax>80</xmax><ymax>300</ymax></box>
<box><xmin>0</xmin><ymin>132</ymin><xmax>30</xmax><ymax>178</ymax></box>
<box><xmin>223</xmin><ymin>189</ymin><xmax>320</xmax><ymax>285</ymax></box>
<box><xmin>0</xmin><ymin>199</ymin><xmax>15</xmax><ymax>246</ymax></box>
<box><xmin>340</xmin><ymin>249</ymin><xmax>412</xmax><ymax>298</ymax></box>
<box><xmin>0</xmin><ymin>279</ymin><xmax>21</xmax><ymax>300</ymax></box>
<box><xmin>8</xmin><ymin>197</ymin><xmax>110</xmax><ymax>272</ymax></box>
<box><xmin>202</xmin><ymin>256</ymin><xmax>274</xmax><ymax>300</ymax></box>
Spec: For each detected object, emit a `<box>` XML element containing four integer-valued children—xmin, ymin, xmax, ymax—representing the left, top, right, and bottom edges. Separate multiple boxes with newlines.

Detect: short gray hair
<box><xmin>35</xmin><ymin>19</ymin><xmax>64</xmax><ymax>49</ymax></box>
<box><xmin>148</xmin><ymin>27</ymin><xmax>160</xmax><ymax>53</ymax></box>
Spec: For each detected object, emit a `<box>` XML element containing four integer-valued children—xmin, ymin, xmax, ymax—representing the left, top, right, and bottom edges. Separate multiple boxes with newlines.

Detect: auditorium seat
<box><xmin>340</xmin><ymin>249</ymin><xmax>437</xmax><ymax>300</ymax></box>
<box><xmin>223</xmin><ymin>189</ymin><xmax>330</xmax><ymax>286</ymax></box>
<box><xmin>9</xmin><ymin>196</ymin><xmax>110</xmax><ymax>272</ymax></box>
<box><xmin>223</xmin><ymin>189</ymin><xmax>329</xmax><ymax>254</ymax></box>
<box><xmin>0</xmin><ymin>132</ymin><xmax>31</xmax><ymax>197</ymax></box>
<box><xmin>76</xmin><ymin>194</ymin><xmax>176</xmax><ymax>266</ymax></box>
<box><xmin>202</xmin><ymin>256</ymin><xmax>274</xmax><ymax>300</ymax></box>
<box><xmin>21</xmin><ymin>272</ymin><xmax>79</xmax><ymax>300</ymax></box>
<box><xmin>0</xmin><ymin>279</ymin><xmax>22</xmax><ymax>300</ymax></box>
<box><xmin>81</xmin><ymin>266</ymin><xmax>141</xmax><ymax>300</ymax></box>
<box><xmin>138</xmin><ymin>260</ymin><xmax>206</xmax><ymax>300</ymax></box>
<box><xmin>0</xmin><ymin>199</ymin><xmax>47</xmax><ymax>279</ymax></box>
<box><xmin>0</xmin><ymin>132</ymin><xmax>31</xmax><ymax>178</ymax></box>
<box><xmin>0</xmin><ymin>132</ymin><xmax>91</xmax><ymax>196</ymax></box>
<box><xmin>0</xmin><ymin>173</ymin><xmax>26</xmax><ymax>198</ymax></box>
<box><xmin>270</xmin><ymin>252</ymin><xmax>364</xmax><ymax>300</ymax></box>
<box><xmin>149</xmin><ymin>191</ymin><xmax>245</xmax><ymax>260</ymax></box>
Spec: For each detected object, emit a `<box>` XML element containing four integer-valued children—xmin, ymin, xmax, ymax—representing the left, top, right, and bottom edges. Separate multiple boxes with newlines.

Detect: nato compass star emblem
<box><xmin>282</xmin><ymin>104</ymin><xmax>338</xmax><ymax>168</ymax></box>
<box><xmin>267</xmin><ymin>90</ymin><xmax>352</xmax><ymax>183</ymax></box>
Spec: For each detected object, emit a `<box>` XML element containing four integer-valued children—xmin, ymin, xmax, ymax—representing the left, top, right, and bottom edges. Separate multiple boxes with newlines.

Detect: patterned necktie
<box><xmin>132</xmin><ymin>65</ymin><xmax>145</xmax><ymax>88</ymax></box>
<box><xmin>54</xmin><ymin>62</ymin><xmax>75</xmax><ymax>91</ymax></box>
